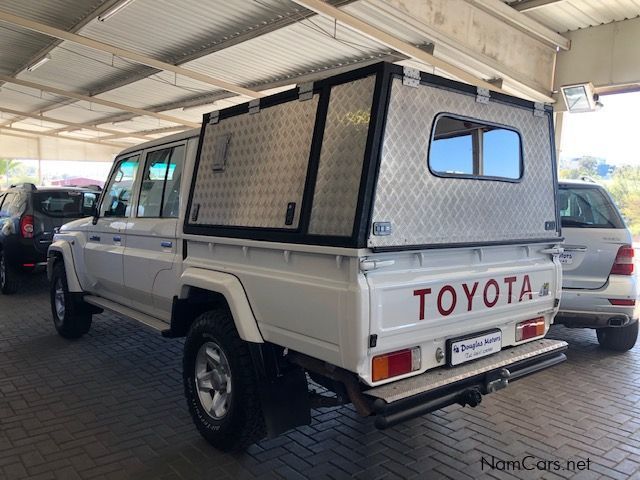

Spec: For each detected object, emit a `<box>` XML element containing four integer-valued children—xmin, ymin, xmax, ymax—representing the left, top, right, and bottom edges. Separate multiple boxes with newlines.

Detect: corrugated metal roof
<box><xmin>506</xmin><ymin>0</ymin><xmax>640</xmax><ymax>32</ymax></box>
<box><xmin>2</xmin><ymin>0</ymin><xmax>638</xmax><ymax>153</ymax></box>
<box><xmin>0</xmin><ymin>0</ymin><xmax>113</xmax><ymax>74</ymax></box>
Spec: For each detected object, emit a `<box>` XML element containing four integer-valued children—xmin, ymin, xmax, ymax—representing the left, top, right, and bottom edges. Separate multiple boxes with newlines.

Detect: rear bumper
<box><xmin>364</xmin><ymin>339</ymin><xmax>567</xmax><ymax>429</ymax></box>
<box><xmin>557</xmin><ymin>276</ymin><xmax>639</xmax><ymax>328</ymax></box>
<box><xmin>3</xmin><ymin>238</ymin><xmax>47</xmax><ymax>270</ymax></box>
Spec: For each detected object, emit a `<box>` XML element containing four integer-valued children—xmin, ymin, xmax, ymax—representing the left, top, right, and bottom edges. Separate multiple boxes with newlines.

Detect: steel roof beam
<box><xmin>0</xmin><ymin>126</ymin><xmax>129</xmax><ymax>148</ymax></box>
<box><xmin>466</xmin><ymin>0</ymin><xmax>570</xmax><ymax>50</ymax></box>
<box><xmin>0</xmin><ymin>106</ymin><xmax>151</xmax><ymax>140</ymax></box>
<box><xmin>291</xmin><ymin>0</ymin><xmax>507</xmax><ymax>94</ymax></box>
<box><xmin>0</xmin><ymin>74</ymin><xmax>199</xmax><ymax>128</ymax></box>
<box><xmin>0</xmin><ymin>9</ymin><xmax>263</xmax><ymax>99</ymax></box>
<box><xmin>510</xmin><ymin>0</ymin><xmax>568</xmax><ymax>13</ymax></box>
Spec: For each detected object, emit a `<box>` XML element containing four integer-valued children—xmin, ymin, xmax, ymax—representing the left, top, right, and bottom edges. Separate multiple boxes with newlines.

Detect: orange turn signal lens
<box><xmin>515</xmin><ymin>317</ymin><xmax>546</xmax><ymax>342</ymax></box>
<box><xmin>372</xmin><ymin>347</ymin><xmax>420</xmax><ymax>382</ymax></box>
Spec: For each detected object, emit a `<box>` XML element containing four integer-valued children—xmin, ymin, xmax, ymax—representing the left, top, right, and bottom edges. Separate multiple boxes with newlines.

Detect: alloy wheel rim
<box><xmin>195</xmin><ymin>341</ymin><xmax>232</xmax><ymax>420</ymax></box>
<box><xmin>54</xmin><ymin>278</ymin><xmax>65</xmax><ymax>320</ymax></box>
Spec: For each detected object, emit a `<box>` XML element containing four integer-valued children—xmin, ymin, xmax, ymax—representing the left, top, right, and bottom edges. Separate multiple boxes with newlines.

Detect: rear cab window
<box><xmin>429</xmin><ymin>115</ymin><xmax>522</xmax><ymax>181</ymax></box>
<box><xmin>34</xmin><ymin>191</ymin><xmax>99</xmax><ymax>218</ymax></box>
<box><xmin>558</xmin><ymin>186</ymin><xmax>624</xmax><ymax>229</ymax></box>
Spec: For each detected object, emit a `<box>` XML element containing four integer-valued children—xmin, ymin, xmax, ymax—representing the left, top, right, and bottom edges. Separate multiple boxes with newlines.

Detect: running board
<box><xmin>83</xmin><ymin>295</ymin><xmax>168</xmax><ymax>332</ymax></box>
<box><xmin>364</xmin><ymin>339</ymin><xmax>568</xmax><ymax>404</ymax></box>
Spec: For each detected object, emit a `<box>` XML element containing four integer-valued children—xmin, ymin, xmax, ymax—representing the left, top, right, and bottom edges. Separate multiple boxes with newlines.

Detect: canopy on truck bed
<box><xmin>185</xmin><ymin>62</ymin><xmax>560</xmax><ymax>251</ymax></box>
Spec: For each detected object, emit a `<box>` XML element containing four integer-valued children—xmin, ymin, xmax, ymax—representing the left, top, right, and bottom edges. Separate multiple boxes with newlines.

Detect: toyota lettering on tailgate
<box><xmin>413</xmin><ymin>275</ymin><xmax>537</xmax><ymax>321</ymax></box>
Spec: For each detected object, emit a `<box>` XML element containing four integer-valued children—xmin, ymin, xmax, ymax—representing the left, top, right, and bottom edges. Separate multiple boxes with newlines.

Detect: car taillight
<box><xmin>610</xmin><ymin>245</ymin><xmax>634</xmax><ymax>276</ymax></box>
<box><xmin>372</xmin><ymin>347</ymin><xmax>420</xmax><ymax>382</ymax></box>
<box><xmin>516</xmin><ymin>317</ymin><xmax>546</xmax><ymax>342</ymax></box>
<box><xmin>609</xmin><ymin>299</ymin><xmax>636</xmax><ymax>306</ymax></box>
<box><xmin>20</xmin><ymin>215</ymin><xmax>34</xmax><ymax>238</ymax></box>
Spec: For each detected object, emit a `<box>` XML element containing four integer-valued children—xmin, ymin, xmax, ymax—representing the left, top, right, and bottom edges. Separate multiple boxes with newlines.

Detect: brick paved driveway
<box><xmin>1</xmin><ymin>275</ymin><xmax>639</xmax><ymax>480</ymax></box>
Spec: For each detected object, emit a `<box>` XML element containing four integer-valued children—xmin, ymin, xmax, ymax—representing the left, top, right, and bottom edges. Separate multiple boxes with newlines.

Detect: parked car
<box><xmin>0</xmin><ymin>184</ymin><xmax>100</xmax><ymax>294</ymax></box>
<box><xmin>555</xmin><ymin>180</ymin><xmax>638</xmax><ymax>351</ymax></box>
<box><xmin>48</xmin><ymin>62</ymin><xmax>567</xmax><ymax>451</ymax></box>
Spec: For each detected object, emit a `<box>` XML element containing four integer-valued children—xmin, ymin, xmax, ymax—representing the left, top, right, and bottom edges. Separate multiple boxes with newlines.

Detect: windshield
<box><xmin>558</xmin><ymin>186</ymin><xmax>625</xmax><ymax>229</ymax></box>
<box><xmin>34</xmin><ymin>191</ymin><xmax>99</xmax><ymax>218</ymax></box>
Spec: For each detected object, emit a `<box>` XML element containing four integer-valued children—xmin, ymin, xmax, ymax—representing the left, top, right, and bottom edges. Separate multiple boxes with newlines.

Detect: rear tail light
<box><xmin>372</xmin><ymin>347</ymin><xmax>421</xmax><ymax>382</ymax></box>
<box><xmin>516</xmin><ymin>317</ymin><xmax>546</xmax><ymax>342</ymax></box>
<box><xmin>20</xmin><ymin>215</ymin><xmax>34</xmax><ymax>239</ymax></box>
<box><xmin>610</xmin><ymin>245</ymin><xmax>634</xmax><ymax>276</ymax></box>
<box><xmin>609</xmin><ymin>299</ymin><xmax>636</xmax><ymax>306</ymax></box>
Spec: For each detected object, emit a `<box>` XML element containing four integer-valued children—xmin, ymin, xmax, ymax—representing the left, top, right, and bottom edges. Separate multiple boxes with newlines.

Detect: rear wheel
<box><xmin>50</xmin><ymin>261</ymin><xmax>92</xmax><ymax>339</ymax></box>
<box><xmin>596</xmin><ymin>321</ymin><xmax>638</xmax><ymax>352</ymax></box>
<box><xmin>0</xmin><ymin>250</ymin><xmax>19</xmax><ymax>294</ymax></box>
<box><xmin>183</xmin><ymin>309</ymin><xmax>266</xmax><ymax>452</ymax></box>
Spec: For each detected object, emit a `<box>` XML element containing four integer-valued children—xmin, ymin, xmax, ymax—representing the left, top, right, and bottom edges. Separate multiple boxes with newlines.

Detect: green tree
<box><xmin>0</xmin><ymin>158</ymin><xmax>18</xmax><ymax>188</ymax></box>
<box><xmin>608</xmin><ymin>165</ymin><xmax>640</xmax><ymax>238</ymax></box>
<box><xmin>559</xmin><ymin>156</ymin><xmax>600</xmax><ymax>180</ymax></box>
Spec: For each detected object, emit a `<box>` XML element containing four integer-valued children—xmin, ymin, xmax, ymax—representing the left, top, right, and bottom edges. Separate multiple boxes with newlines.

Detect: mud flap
<box><xmin>249</xmin><ymin>344</ymin><xmax>311</xmax><ymax>437</ymax></box>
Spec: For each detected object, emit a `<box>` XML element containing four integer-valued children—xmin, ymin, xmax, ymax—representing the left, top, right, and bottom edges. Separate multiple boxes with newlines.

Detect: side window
<box><xmin>429</xmin><ymin>115</ymin><xmax>522</xmax><ymax>180</ymax></box>
<box><xmin>137</xmin><ymin>145</ymin><xmax>185</xmax><ymax>218</ymax></box>
<box><xmin>101</xmin><ymin>156</ymin><xmax>140</xmax><ymax>217</ymax></box>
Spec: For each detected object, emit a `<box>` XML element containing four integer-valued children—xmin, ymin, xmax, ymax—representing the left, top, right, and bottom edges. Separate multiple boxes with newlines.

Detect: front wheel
<box><xmin>183</xmin><ymin>309</ymin><xmax>266</xmax><ymax>452</ymax></box>
<box><xmin>596</xmin><ymin>321</ymin><xmax>638</xmax><ymax>352</ymax></box>
<box><xmin>50</xmin><ymin>261</ymin><xmax>92</xmax><ymax>339</ymax></box>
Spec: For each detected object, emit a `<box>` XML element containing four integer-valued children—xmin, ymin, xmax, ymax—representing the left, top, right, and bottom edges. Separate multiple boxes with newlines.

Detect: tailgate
<box><xmin>363</xmin><ymin>243</ymin><xmax>561</xmax><ymax>384</ymax></box>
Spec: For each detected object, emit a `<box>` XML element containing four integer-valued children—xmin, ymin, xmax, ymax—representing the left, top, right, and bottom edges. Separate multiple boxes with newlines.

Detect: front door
<box><xmin>84</xmin><ymin>155</ymin><xmax>140</xmax><ymax>303</ymax></box>
<box><xmin>123</xmin><ymin>142</ymin><xmax>186</xmax><ymax>320</ymax></box>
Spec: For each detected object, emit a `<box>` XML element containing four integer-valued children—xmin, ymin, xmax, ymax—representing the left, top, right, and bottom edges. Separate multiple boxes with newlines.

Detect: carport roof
<box><xmin>1</xmin><ymin>0</ymin><xmax>639</xmax><ymax>153</ymax></box>
<box><xmin>505</xmin><ymin>0</ymin><xmax>640</xmax><ymax>33</ymax></box>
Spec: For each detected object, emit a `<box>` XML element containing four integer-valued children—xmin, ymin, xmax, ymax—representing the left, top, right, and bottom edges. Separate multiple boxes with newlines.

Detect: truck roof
<box><xmin>118</xmin><ymin>128</ymin><xmax>200</xmax><ymax>157</ymax></box>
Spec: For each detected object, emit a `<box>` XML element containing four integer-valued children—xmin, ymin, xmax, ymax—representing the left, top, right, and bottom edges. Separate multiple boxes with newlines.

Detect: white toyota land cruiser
<box><xmin>48</xmin><ymin>63</ymin><xmax>567</xmax><ymax>451</ymax></box>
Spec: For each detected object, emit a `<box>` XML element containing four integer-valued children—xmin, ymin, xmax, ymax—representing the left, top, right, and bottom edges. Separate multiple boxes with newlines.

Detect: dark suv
<box><xmin>0</xmin><ymin>184</ymin><xmax>100</xmax><ymax>294</ymax></box>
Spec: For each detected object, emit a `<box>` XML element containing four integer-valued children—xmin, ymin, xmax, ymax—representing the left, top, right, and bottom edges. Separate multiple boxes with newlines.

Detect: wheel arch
<box><xmin>48</xmin><ymin>240</ymin><xmax>83</xmax><ymax>292</ymax></box>
<box><xmin>173</xmin><ymin>268</ymin><xmax>264</xmax><ymax>343</ymax></box>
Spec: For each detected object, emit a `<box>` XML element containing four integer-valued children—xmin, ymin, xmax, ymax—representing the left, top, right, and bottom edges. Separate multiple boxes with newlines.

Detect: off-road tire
<box><xmin>596</xmin><ymin>321</ymin><xmax>638</xmax><ymax>352</ymax></box>
<box><xmin>50</xmin><ymin>260</ymin><xmax>92</xmax><ymax>339</ymax></box>
<box><xmin>0</xmin><ymin>250</ymin><xmax>19</xmax><ymax>294</ymax></box>
<box><xmin>183</xmin><ymin>309</ymin><xmax>266</xmax><ymax>452</ymax></box>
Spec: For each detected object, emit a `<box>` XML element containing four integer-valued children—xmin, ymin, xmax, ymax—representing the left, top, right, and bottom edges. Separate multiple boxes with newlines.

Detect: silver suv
<box><xmin>556</xmin><ymin>180</ymin><xmax>638</xmax><ymax>351</ymax></box>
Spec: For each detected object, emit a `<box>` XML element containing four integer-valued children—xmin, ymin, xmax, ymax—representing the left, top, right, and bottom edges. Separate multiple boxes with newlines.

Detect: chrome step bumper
<box><xmin>363</xmin><ymin>339</ymin><xmax>568</xmax><ymax>429</ymax></box>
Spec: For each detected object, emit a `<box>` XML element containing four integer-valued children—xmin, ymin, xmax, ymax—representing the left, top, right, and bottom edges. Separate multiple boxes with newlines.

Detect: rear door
<box><xmin>32</xmin><ymin>190</ymin><xmax>99</xmax><ymax>257</ymax></box>
<box><xmin>558</xmin><ymin>184</ymin><xmax>629</xmax><ymax>289</ymax></box>
<box><xmin>123</xmin><ymin>141</ymin><xmax>186</xmax><ymax>319</ymax></box>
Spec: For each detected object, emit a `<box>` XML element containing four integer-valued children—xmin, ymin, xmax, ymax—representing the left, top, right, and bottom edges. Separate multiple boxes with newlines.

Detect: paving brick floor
<box><xmin>1</xmin><ymin>275</ymin><xmax>640</xmax><ymax>479</ymax></box>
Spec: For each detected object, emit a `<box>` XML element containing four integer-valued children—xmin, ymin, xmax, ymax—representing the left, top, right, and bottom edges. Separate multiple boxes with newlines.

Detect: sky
<box><xmin>560</xmin><ymin>90</ymin><xmax>640</xmax><ymax>166</ymax></box>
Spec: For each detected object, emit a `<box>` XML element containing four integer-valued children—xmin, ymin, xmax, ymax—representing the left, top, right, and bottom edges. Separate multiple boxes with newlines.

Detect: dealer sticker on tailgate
<box><xmin>448</xmin><ymin>330</ymin><xmax>502</xmax><ymax>366</ymax></box>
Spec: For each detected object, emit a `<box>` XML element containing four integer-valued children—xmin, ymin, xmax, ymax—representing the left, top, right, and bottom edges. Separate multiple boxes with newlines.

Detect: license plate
<box><xmin>559</xmin><ymin>252</ymin><xmax>574</xmax><ymax>265</ymax></box>
<box><xmin>447</xmin><ymin>330</ymin><xmax>502</xmax><ymax>366</ymax></box>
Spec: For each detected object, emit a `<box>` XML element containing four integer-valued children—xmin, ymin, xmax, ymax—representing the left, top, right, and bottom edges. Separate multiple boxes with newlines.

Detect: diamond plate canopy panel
<box><xmin>369</xmin><ymin>78</ymin><xmax>558</xmax><ymax>248</ymax></box>
<box><xmin>190</xmin><ymin>96</ymin><xmax>319</xmax><ymax>229</ymax></box>
<box><xmin>309</xmin><ymin>76</ymin><xmax>376</xmax><ymax>237</ymax></box>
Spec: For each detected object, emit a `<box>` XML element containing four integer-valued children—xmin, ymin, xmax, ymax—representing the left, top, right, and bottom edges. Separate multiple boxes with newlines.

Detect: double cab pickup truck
<box><xmin>48</xmin><ymin>63</ymin><xmax>567</xmax><ymax>451</ymax></box>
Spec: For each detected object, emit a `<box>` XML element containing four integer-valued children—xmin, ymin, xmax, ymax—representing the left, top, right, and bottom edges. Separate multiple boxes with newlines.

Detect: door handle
<box><xmin>113</xmin><ymin>235</ymin><xmax>122</xmax><ymax>242</ymax></box>
<box><xmin>89</xmin><ymin>235</ymin><xmax>100</xmax><ymax>242</ymax></box>
<box><xmin>161</xmin><ymin>241</ymin><xmax>173</xmax><ymax>248</ymax></box>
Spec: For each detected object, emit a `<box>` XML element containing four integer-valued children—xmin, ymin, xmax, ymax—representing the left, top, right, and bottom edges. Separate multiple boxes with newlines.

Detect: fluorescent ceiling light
<box><xmin>560</xmin><ymin>82</ymin><xmax>597</xmax><ymax>113</ymax></box>
<box><xmin>97</xmin><ymin>0</ymin><xmax>135</xmax><ymax>22</ymax></box>
<box><xmin>27</xmin><ymin>55</ymin><xmax>51</xmax><ymax>72</ymax></box>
